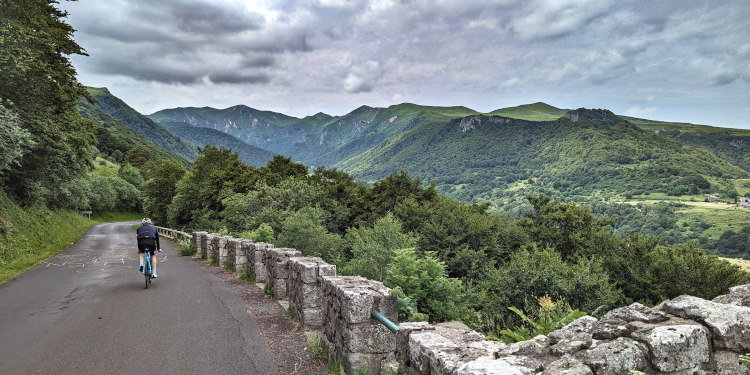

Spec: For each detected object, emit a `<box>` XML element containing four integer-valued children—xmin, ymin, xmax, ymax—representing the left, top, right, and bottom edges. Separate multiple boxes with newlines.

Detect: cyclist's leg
<box><xmin>137</xmin><ymin>244</ymin><xmax>146</xmax><ymax>270</ymax></box>
<box><xmin>150</xmin><ymin>248</ymin><xmax>157</xmax><ymax>275</ymax></box>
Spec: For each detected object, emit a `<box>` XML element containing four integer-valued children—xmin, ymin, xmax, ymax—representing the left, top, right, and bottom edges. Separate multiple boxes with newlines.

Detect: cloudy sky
<box><xmin>60</xmin><ymin>0</ymin><xmax>749</xmax><ymax>128</ymax></box>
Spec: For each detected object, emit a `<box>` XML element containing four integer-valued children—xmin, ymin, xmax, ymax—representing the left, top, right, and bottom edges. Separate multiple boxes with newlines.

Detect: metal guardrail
<box><xmin>155</xmin><ymin>226</ymin><xmax>193</xmax><ymax>243</ymax></box>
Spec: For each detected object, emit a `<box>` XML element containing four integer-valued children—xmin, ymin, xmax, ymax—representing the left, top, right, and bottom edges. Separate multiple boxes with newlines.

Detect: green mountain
<box><xmin>159</xmin><ymin>121</ymin><xmax>275</xmax><ymax>167</ymax></box>
<box><xmin>150</xmin><ymin>102</ymin><xmax>479</xmax><ymax>166</ymax></box>
<box><xmin>487</xmin><ymin>102</ymin><xmax>569</xmax><ymax>121</ymax></box>
<box><xmin>336</xmin><ymin>109</ymin><xmax>749</xmax><ymax>204</ymax></box>
<box><xmin>148</xmin><ymin>105</ymin><xmax>311</xmax><ymax>156</ymax></box>
<box><xmin>78</xmin><ymin>101</ymin><xmax>191</xmax><ymax>167</ymax></box>
<box><xmin>624</xmin><ymin>116</ymin><xmax>750</xmax><ymax>173</ymax></box>
<box><xmin>86</xmin><ymin>88</ymin><xmax>198</xmax><ymax>161</ymax></box>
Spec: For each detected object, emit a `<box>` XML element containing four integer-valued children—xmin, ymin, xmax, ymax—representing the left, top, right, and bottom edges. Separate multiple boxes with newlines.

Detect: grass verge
<box><xmin>0</xmin><ymin>191</ymin><xmax>142</xmax><ymax>283</ymax></box>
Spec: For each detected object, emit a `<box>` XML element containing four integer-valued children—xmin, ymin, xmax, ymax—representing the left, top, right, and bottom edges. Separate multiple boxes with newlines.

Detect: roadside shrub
<box><xmin>385</xmin><ymin>248</ymin><xmax>463</xmax><ymax>323</ymax></box>
<box><xmin>342</xmin><ymin>213</ymin><xmax>416</xmax><ymax>282</ymax></box>
<box><xmin>275</xmin><ymin>206</ymin><xmax>344</xmax><ymax>262</ymax></box>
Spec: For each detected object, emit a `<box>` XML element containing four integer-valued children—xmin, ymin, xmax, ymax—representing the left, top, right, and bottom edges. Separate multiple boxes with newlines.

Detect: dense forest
<box><xmin>141</xmin><ymin>146</ymin><xmax>750</xmax><ymax>338</ymax></box>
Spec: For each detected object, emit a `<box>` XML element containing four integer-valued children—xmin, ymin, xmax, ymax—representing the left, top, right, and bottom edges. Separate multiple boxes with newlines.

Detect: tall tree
<box><xmin>0</xmin><ymin>0</ymin><xmax>96</xmax><ymax>204</ymax></box>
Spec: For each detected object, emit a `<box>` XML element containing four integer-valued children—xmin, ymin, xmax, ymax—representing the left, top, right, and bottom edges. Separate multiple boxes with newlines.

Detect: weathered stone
<box><xmin>396</xmin><ymin>322</ymin><xmax>435</xmax><ymax>362</ymax></box>
<box><xmin>344</xmin><ymin>323</ymin><xmax>397</xmax><ymax>353</ymax></box>
<box><xmin>548</xmin><ymin>316</ymin><xmax>598</xmax><ymax>344</ymax></box>
<box><xmin>457</xmin><ymin>356</ymin><xmax>542</xmax><ymax>375</ymax></box>
<box><xmin>590</xmin><ymin>319</ymin><xmax>638</xmax><ymax>341</ymax></box>
<box><xmin>708</xmin><ymin>351</ymin><xmax>750</xmax><ymax>375</ymax></box>
<box><xmin>435</xmin><ymin>321</ymin><xmax>486</xmax><ymax>344</ymax></box>
<box><xmin>574</xmin><ymin>337</ymin><xmax>647</xmax><ymax>375</ymax></box>
<box><xmin>542</xmin><ymin>356</ymin><xmax>593</xmax><ymax>375</ymax></box>
<box><xmin>660</xmin><ymin>295</ymin><xmax>750</xmax><ymax>352</ymax></box>
<box><xmin>380</xmin><ymin>351</ymin><xmax>398</xmax><ymax>375</ymax></box>
<box><xmin>631</xmin><ymin>324</ymin><xmax>709</xmax><ymax>372</ymax></box>
<box><xmin>713</xmin><ymin>284</ymin><xmax>750</xmax><ymax>307</ymax></box>
<box><xmin>550</xmin><ymin>332</ymin><xmax>593</xmax><ymax>356</ymax></box>
<box><xmin>601</xmin><ymin>302</ymin><xmax>669</xmax><ymax>323</ymax></box>
<box><xmin>409</xmin><ymin>331</ymin><xmax>460</xmax><ymax>374</ymax></box>
<box><xmin>300</xmin><ymin>307</ymin><xmax>322</xmax><ymax>328</ymax></box>
<box><xmin>496</xmin><ymin>335</ymin><xmax>550</xmax><ymax>358</ymax></box>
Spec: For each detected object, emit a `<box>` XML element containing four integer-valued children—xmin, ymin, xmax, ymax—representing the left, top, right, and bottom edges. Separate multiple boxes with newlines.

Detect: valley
<box><xmin>86</xmin><ymin>88</ymin><xmax>750</xmax><ymax>259</ymax></box>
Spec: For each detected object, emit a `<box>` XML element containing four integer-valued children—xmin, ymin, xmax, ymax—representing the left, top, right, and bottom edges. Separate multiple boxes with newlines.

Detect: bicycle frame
<box><xmin>143</xmin><ymin>247</ymin><xmax>153</xmax><ymax>288</ymax></box>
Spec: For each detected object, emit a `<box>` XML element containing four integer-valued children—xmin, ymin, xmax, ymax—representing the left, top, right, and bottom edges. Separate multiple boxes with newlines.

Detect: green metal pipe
<box><xmin>371</xmin><ymin>310</ymin><xmax>398</xmax><ymax>333</ymax></box>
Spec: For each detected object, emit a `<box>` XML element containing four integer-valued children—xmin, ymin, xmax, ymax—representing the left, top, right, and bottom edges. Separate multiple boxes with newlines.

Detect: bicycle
<box><xmin>142</xmin><ymin>245</ymin><xmax>154</xmax><ymax>289</ymax></box>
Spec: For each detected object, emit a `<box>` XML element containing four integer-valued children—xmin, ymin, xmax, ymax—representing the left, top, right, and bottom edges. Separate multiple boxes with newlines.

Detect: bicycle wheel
<box><xmin>145</xmin><ymin>271</ymin><xmax>149</xmax><ymax>289</ymax></box>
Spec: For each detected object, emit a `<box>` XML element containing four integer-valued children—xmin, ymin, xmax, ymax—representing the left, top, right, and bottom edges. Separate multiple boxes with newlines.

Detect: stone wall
<box><xmin>217</xmin><ymin>235</ymin><xmax>231</xmax><ymax>268</ymax></box>
<box><xmin>236</xmin><ymin>239</ymin><xmax>250</xmax><ymax>274</ymax></box>
<box><xmin>264</xmin><ymin>247</ymin><xmax>302</xmax><ymax>300</ymax></box>
<box><xmin>395</xmin><ymin>284</ymin><xmax>750</xmax><ymax>375</ymax></box>
<box><xmin>188</xmin><ymin>229</ymin><xmax>750</xmax><ymax>375</ymax></box>
<box><xmin>193</xmin><ymin>231</ymin><xmax>207</xmax><ymax>257</ymax></box>
<box><xmin>288</xmin><ymin>257</ymin><xmax>336</xmax><ymax>328</ymax></box>
<box><xmin>248</xmin><ymin>242</ymin><xmax>272</xmax><ymax>282</ymax></box>
<box><xmin>321</xmin><ymin>276</ymin><xmax>398</xmax><ymax>375</ymax></box>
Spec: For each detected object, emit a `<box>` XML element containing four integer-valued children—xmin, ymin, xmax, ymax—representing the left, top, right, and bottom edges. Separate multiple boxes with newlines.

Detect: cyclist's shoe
<box><xmin>139</xmin><ymin>265</ymin><xmax>143</xmax><ymax>272</ymax></box>
<box><xmin>152</xmin><ymin>273</ymin><xmax>157</xmax><ymax>278</ymax></box>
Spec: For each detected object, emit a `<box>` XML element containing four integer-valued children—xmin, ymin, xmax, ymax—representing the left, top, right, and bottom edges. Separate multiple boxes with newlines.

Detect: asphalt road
<box><xmin>0</xmin><ymin>222</ymin><xmax>279</xmax><ymax>375</ymax></box>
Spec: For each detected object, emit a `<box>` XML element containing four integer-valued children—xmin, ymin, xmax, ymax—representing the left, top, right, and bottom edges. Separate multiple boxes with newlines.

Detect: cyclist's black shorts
<box><xmin>138</xmin><ymin>244</ymin><xmax>156</xmax><ymax>255</ymax></box>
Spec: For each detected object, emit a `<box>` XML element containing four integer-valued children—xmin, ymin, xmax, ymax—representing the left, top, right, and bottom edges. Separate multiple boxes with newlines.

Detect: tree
<box><xmin>118</xmin><ymin>163</ymin><xmax>144</xmax><ymax>189</ymax></box>
<box><xmin>275</xmin><ymin>207</ymin><xmax>344</xmax><ymax>263</ymax></box>
<box><xmin>0</xmin><ymin>104</ymin><xmax>34</xmax><ymax>174</ymax></box>
<box><xmin>124</xmin><ymin>145</ymin><xmax>151</xmax><ymax>170</ymax></box>
<box><xmin>142</xmin><ymin>160</ymin><xmax>185</xmax><ymax>225</ymax></box>
<box><xmin>342</xmin><ymin>213</ymin><xmax>416</xmax><ymax>281</ymax></box>
<box><xmin>0</xmin><ymin>0</ymin><xmax>96</xmax><ymax>204</ymax></box>
<box><xmin>519</xmin><ymin>195</ymin><xmax>616</xmax><ymax>260</ymax></box>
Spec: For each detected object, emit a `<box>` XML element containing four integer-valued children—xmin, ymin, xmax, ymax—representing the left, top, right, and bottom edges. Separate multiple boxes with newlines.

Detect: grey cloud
<box><xmin>208</xmin><ymin>72</ymin><xmax>271</xmax><ymax>84</ymax></box>
<box><xmin>171</xmin><ymin>2</ymin><xmax>265</xmax><ymax>35</ymax></box>
<box><xmin>240</xmin><ymin>56</ymin><xmax>276</xmax><ymax>68</ymax></box>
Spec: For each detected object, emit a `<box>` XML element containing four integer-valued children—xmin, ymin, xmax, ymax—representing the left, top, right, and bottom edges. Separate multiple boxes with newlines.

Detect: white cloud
<box><xmin>501</xmin><ymin>77</ymin><xmax>520</xmax><ymax>88</ymax></box>
<box><xmin>625</xmin><ymin>106</ymin><xmax>657</xmax><ymax>116</ymax></box>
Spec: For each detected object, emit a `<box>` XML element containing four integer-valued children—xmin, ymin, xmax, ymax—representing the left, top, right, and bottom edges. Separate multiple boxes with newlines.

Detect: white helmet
<box><xmin>142</xmin><ymin>218</ymin><xmax>152</xmax><ymax>225</ymax></box>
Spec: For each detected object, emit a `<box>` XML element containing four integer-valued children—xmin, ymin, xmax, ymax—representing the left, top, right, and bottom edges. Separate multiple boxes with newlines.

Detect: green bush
<box><xmin>385</xmin><ymin>248</ymin><xmax>463</xmax><ymax>323</ymax></box>
<box><xmin>275</xmin><ymin>207</ymin><xmax>344</xmax><ymax>262</ymax></box>
<box><xmin>474</xmin><ymin>246</ymin><xmax>621</xmax><ymax>336</ymax></box>
<box><xmin>342</xmin><ymin>213</ymin><xmax>416</xmax><ymax>282</ymax></box>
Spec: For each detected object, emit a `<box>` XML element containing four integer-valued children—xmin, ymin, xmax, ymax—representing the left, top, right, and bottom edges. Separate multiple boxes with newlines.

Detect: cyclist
<box><xmin>136</xmin><ymin>218</ymin><xmax>162</xmax><ymax>278</ymax></box>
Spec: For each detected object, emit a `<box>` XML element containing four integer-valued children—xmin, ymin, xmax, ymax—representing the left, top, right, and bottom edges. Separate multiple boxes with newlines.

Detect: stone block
<box><xmin>458</xmin><ymin>356</ymin><xmax>543</xmax><ymax>375</ymax></box>
<box><xmin>396</xmin><ymin>322</ymin><xmax>435</xmax><ymax>358</ymax></box>
<box><xmin>548</xmin><ymin>316</ymin><xmax>598</xmax><ymax>344</ymax></box>
<box><xmin>344</xmin><ymin>323</ymin><xmax>397</xmax><ymax>353</ymax></box>
<box><xmin>660</xmin><ymin>295</ymin><xmax>750</xmax><ymax>352</ymax></box>
<box><xmin>254</xmin><ymin>263</ymin><xmax>266</xmax><ymax>282</ymax></box>
<box><xmin>630</xmin><ymin>324</ymin><xmax>709</xmax><ymax>372</ymax></box>
<box><xmin>713</xmin><ymin>284</ymin><xmax>750</xmax><ymax>307</ymax></box>
<box><xmin>300</xmin><ymin>307</ymin><xmax>322</xmax><ymax>328</ymax></box>
<box><xmin>602</xmin><ymin>302</ymin><xmax>669</xmax><ymax>323</ymax></box>
<box><xmin>573</xmin><ymin>337</ymin><xmax>647</xmax><ymax>375</ymax></box>
<box><xmin>590</xmin><ymin>319</ymin><xmax>637</xmax><ymax>341</ymax></box>
<box><xmin>542</xmin><ymin>357</ymin><xmax>593</xmax><ymax>375</ymax></box>
<box><xmin>408</xmin><ymin>331</ymin><xmax>459</xmax><ymax>374</ymax></box>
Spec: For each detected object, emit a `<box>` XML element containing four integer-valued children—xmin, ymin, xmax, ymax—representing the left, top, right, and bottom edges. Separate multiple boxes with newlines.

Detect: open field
<box><xmin>721</xmin><ymin>257</ymin><xmax>750</xmax><ymax>273</ymax></box>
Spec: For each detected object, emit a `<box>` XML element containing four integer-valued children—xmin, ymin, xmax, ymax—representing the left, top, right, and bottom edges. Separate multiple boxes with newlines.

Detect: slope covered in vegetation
<box><xmin>338</xmin><ymin>109</ymin><xmax>748</xmax><ymax>203</ymax></box>
<box><xmin>160</xmin><ymin>121</ymin><xmax>275</xmax><ymax>167</ymax></box>
<box><xmin>86</xmin><ymin>87</ymin><xmax>198</xmax><ymax>162</ymax></box>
